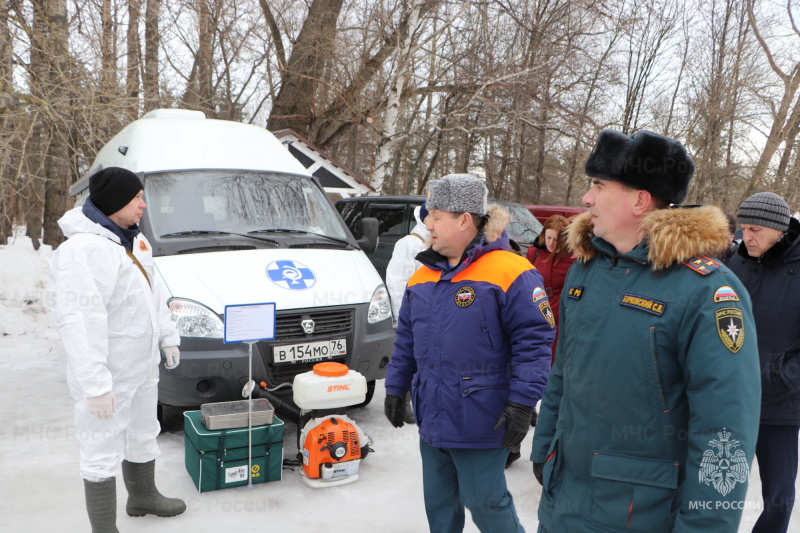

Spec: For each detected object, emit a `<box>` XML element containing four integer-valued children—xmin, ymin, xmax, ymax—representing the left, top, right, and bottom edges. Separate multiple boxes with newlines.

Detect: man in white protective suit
<box><xmin>385</xmin><ymin>203</ymin><xmax>430</xmax><ymax>425</ymax></box>
<box><xmin>49</xmin><ymin>167</ymin><xmax>185</xmax><ymax>532</ymax></box>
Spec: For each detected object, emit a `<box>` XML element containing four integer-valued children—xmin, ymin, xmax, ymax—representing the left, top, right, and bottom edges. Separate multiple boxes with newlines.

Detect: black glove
<box><xmin>493</xmin><ymin>401</ymin><xmax>533</xmax><ymax>448</ymax></box>
<box><xmin>533</xmin><ymin>462</ymin><xmax>544</xmax><ymax>486</ymax></box>
<box><xmin>530</xmin><ymin>409</ymin><xmax>538</xmax><ymax>427</ymax></box>
<box><xmin>384</xmin><ymin>394</ymin><xmax>406</xmax><ymax>428</ymax></box>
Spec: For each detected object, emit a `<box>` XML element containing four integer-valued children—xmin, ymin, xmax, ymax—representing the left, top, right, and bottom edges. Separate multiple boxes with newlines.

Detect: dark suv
<box><xmin>336</xmin><ymin>195</ymin><xmax>543</xmax><ymax>280</ymax></box>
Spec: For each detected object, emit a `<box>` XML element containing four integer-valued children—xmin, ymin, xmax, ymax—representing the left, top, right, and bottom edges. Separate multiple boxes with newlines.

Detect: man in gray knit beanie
<box><xmin>737</xmin><ymin>192</ymin><xmax>791</xmax><ymax>232</ymax></box>
<box><xmin>728</xmin><ymin>191</ymin><xmax>800</xmax><ymax>533</ymax></box>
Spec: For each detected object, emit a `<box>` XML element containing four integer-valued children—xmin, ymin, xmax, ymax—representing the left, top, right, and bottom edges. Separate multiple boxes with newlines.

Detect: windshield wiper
<box><xmin>161</xmin><ymin>229</ymin><xmax>279</xmax><ymax>246</ymax></box>
<box><xmin>249</xmin><ymin>228</ymin><xmax>351</xmax><ymax>247</ymax></box>
<box><xmin>160</xmin><ymin>230</ymin><xmax>229</xmax><ymax>237</ymax></box>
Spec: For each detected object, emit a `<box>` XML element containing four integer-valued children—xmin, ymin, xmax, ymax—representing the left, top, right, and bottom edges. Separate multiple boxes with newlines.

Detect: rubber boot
<box><xmin>83</xmin><ymin>478</ymin><xmax>119</xmax><ymax>533</ymax></box>
<box><xmin>122</xmin><ymin>460</ymin><xmax>186</xmax><ymax>517</ymax></box>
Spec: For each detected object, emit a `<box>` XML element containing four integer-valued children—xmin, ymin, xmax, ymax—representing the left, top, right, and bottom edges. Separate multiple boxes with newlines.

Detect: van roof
<box><xmin>71</xmin><ymin>110</ymin><xmax>309</xmax><ymax>195</ymax></box>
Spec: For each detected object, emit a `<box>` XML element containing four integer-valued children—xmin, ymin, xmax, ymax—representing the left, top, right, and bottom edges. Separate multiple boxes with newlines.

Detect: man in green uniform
<box><xmin>531</xmin><ymin>129</ymin><xmax>761</xmax><ymax>532</ymax></box>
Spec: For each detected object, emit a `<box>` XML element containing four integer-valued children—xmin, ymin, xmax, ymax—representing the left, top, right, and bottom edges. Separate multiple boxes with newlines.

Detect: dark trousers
<box><xmin>420</xmin><ymin>440</ymin><xmax>524</xmax><ymax>533</ymax></box>
<box><xmin>753</xmin><ymin>424</ymin><xmax>800</xmax><ymax>533</ymax></box>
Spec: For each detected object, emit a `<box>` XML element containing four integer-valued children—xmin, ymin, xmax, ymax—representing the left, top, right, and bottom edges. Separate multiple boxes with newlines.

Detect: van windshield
<box><xmin>143</xmin><ymin>170</ymin><xmax>348</xmax><ymax>240</ymax></box>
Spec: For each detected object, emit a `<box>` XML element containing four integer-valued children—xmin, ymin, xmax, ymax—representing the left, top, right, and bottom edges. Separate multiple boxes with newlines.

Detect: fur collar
<box><xmin>567</xmin><ymin>206</ymin><xmax>731</xmax><ymax>270</ymax></box>
<box><xmin>484</xmin><ymin>203</ymin><xmax>510</xmax><ymax>243</ymax></box>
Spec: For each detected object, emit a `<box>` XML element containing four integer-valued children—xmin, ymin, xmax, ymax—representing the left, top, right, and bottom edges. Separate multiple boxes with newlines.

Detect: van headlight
<box><xmin>367</xmin><ymin>285</ymin><xmax>392</xmax><ymax>323</ymax></box>
<box><xmin>168</xmin><ymin>298</ymin><xmax>224</xmax><ymax>338</ymax></box>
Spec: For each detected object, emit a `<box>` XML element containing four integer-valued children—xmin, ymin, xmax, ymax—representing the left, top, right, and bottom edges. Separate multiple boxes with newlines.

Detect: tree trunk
<box><xmin>0</xmin><ymin>0</ymin><xmax>12</xmax><ymax>243</ymax></box>
<box><xmin>126</xmin><ymin>0</ymin><xmax>141</xmax><ymax>120</ymax></box>
<box><xmin>182</xmin><ymin>0</ymin><xmax>214</xmax><ymax>114</ymax></box>
<box><xmin>369</xmin><ymin>0</ymin><xmax>426</xmax><ymax>196</ymax></box>
<box><xmin>143</xmin><ymin>0</ymin><xmax>160</xmax><ymax>110</ymax></box>
<box><xmin>267</xmin><ymin>0</ymin><xmax>345</xmax><ymax>134</ymax></box>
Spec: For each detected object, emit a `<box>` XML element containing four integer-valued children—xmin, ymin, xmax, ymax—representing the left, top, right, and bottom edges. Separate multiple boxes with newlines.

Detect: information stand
<box><xmin>223</xmin><ymin>302</ymin><xmax>277</xmax><ymax>488</ymax></box>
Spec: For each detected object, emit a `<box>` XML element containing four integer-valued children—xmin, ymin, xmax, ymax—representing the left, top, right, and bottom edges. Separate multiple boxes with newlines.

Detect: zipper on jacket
<box><xmin>648</xmin><ymin>327</ymin><xmax>668</xmax><ymax>413</ymax></box>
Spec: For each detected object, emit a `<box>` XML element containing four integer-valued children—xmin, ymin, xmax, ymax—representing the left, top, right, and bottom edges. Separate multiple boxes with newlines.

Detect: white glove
<box><xmin>163</xmin><ymin>346</ymin><xmax>180</xmax><ymax>369</ymax></box>
<box><xmin>87</xmin><ymin>392</ymin><xmax>116</xmax><ymax>420</ymax></box>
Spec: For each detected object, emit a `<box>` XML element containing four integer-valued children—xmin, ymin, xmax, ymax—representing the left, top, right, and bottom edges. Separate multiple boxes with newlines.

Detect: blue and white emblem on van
<box><xmin>266</xmin><ymin>260</ymin><xmax>316</xmax><ymax>290</ymax></box>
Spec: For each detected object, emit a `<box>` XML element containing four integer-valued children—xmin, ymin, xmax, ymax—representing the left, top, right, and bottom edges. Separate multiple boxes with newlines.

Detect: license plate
<box><xmin>273</xmin><ymin>338</ymin><xmax>347</xmax><ymax>364</ymax></box>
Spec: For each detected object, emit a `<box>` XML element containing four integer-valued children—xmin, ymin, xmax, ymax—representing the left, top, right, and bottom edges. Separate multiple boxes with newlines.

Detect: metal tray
<box><xmin>200</xmin><ymin>399</ymin><xmax>275</xmax><ymax>430</ymax></box>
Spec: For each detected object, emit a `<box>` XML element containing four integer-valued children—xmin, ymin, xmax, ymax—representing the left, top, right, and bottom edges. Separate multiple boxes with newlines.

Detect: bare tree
<box><xmin>126</xmin><ymin>0</ymin><xmax>141</xmax><ymax>119</ymax></box>
<box><xmin>744</xmin><ymin>0</ymin><xmax>800</xmax><ymax>198</ymax></box>
<box><xmin>143</xmin><ymin>0</ymin><xmax>160</xmax><ymax>110</ymax></box>
<box><xmin>266</xmin><ymin>0</ymin><xmax>344</xmax><ymax>133</ymax></box>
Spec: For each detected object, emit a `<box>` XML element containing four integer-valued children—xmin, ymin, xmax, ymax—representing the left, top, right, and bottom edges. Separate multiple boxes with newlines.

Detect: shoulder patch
<box><xmin>683</xmin><ymin>256</ymin><xmax>722</xmax><ymax>276</ymax></box>
<box><xmin>532</xmin><ymin>287</ymin><xmax>547</xmax><ymax>302</ymax></box>
<box><xmin>716</xmin><ymin>307</ymin><xmax>745</xmax><ymax>353</ymax></box>
<box><xmin>713</xmin><ymin>286</ymin><xmax>739</xmax><ymax>303</ymax></box>
<box><xmin>138</xmin><ymin>239</ymin><xmax>149</xmax><ymax>252</ymax></box>
<box><xmin>539</xmin><ymin>301</ymin><xmax>555</xmax><ymax>328</ymax></box>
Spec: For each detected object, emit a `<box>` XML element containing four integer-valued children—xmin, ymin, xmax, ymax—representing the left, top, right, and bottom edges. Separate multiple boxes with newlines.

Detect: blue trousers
<box><xmin>420</xmin><ymin>440</ymin><xmax>524</xmax><ymax>533</ymax></box>
<box><xmin>753</xmin><ymin>424</ymin><xmax>799</xmax><ymax>533</ymax></box>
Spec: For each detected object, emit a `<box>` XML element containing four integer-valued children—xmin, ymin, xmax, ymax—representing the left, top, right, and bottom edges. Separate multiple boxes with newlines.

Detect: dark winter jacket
<box><xmin>532</xmin><ymin>207</ymin><xmax>760</xmax><ymax>532</ymax></box>
<box><xmin>727</xmin><ymin>217</ymin><xmax>800</xmax><ymax>425</ymax></box>
<box><xmin>385</xmin><ymin>204</ymin><xmax>555</xmax><ymax>449</ymax></box>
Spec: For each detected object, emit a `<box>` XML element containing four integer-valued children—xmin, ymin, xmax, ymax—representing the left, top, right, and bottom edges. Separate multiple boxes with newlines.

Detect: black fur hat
<box><xmin>585</xmin><ymin>129</ymin><xmax>694</xmax><ymax>204</ymax></box>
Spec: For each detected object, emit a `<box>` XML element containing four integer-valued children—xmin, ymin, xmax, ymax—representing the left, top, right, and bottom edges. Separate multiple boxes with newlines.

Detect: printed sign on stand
<box><xmin>222</xmin><ymin>302</ymin><xmax>277</xmax><ymax>488</ymax></box>
<box><xmin>223</xmin><ymin>302</ymin><xmax>276</xmax><ymax>343</ymax></box>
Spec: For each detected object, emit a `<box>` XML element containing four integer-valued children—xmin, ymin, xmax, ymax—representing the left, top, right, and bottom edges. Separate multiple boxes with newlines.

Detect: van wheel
<box><xmin>352</xmin><ymin>380</ymin><xmax>376</xmax><ymax>408</ymax></box>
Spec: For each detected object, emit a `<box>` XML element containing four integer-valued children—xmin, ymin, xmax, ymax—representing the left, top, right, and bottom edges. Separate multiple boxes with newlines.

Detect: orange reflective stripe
<box><xmin>408</xmin><ymin>266</ymin><xmax>441</xmax><ymax>287</ymax></box>
<box><xmin>452</xmin><ymin>251</ymin><xmax>533</xmax><ymax>292</ymax></box>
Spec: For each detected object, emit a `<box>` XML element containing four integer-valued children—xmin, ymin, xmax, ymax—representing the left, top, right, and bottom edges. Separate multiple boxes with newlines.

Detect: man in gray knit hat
<box><xmin>728</xmin><ymin>191</ymin><xmax>800</xmax><ymax>533</ymax></box>
<box><xmin>384</xmin><ymin>173</ymin><xmax>554</xmax><ymax>532</ymax></box>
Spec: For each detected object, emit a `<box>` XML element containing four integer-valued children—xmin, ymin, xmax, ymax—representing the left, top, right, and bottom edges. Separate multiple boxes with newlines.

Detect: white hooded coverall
<box><xmin>386</xmin><ymin>206</ymin><xmax>430</xmax><ymax>322</ymax></box>
<box><xmin>49</xmin><ymin>206</ymin><xmax>180</xmax><ymax>480</ymax></box>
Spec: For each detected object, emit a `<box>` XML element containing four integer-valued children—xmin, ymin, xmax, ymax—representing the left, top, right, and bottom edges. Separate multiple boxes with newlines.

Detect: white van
<box><xmin>69</xmin><ymin>109</ymin><xmax>394</xmax><ymax>412</ymax></box>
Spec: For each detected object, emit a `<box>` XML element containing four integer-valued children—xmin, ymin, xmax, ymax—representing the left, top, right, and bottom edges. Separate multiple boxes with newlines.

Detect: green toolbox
<box><xmin>183</xmin><ymin>410</ymin><xmax>283</xmax><ymax>492</ymax></box>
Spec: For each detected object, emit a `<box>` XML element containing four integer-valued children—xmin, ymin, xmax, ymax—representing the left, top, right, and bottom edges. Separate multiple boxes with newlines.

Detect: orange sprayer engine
<box><xmin>302</xmin><ymin>416</ymin><xmax>362</xmax><ymax>480</ymax></box>
<box><xmin>294</xmin><ymin>362</ymin><xmax>371</xmax><ymax>488</ymax></box>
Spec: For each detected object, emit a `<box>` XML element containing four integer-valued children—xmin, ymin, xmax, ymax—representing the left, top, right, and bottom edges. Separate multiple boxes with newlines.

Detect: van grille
<box><xmin>275</xmin><ymin>309</ymin><xmax>354</xmax><ymax>340</ymax></box>
<box><xmin>258</xmin><ymin>308</ymin><xmax>354</xmax><ymax>385</ymax></box>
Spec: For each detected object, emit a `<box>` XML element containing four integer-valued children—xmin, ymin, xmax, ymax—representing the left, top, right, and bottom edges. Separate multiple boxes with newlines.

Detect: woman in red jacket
<box><xmin>526</xmin><ymin>215</ymin><xmax>575</xmax><ymax>365</ymax></box>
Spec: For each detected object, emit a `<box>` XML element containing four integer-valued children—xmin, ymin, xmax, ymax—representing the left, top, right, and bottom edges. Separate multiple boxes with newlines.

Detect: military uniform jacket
<box><xmin>531</xmin><ymin>207</ymin><xmax>761</xmax><ymax>532</ymax></box>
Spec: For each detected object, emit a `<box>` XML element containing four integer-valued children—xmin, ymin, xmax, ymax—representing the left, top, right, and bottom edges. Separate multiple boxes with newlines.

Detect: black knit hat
<box><xmin>585</xmin><ymin>129</ymin><xmax>695</xmax><ymax>204</ymax></box>
<box><xmin>737</xmin><ymin>192</ymin><xmax>790</xmax><ymax>231</ymax></box>
<box><xmin>89</xmin><ymin>167</ymin><xmax>143</xmax><ymax>216</ymax></box>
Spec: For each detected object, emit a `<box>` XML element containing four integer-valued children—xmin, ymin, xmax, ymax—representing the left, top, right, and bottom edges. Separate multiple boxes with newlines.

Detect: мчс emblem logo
<box><xmin>539</xmin><ymin>301</ymin><xmax>555</xmax><ymax>328</ymax></box>
<box><xmin>715</xmin><ymin>307</ymin><xmax>745</xmax><ymax>353</ymax></box>
<box><xmin>454</xmin><ymin>286</ymin><xmax>476</xmax><ymax>307</ymax></box>
<box><xmin>699</xmin><ymin>428</ymin><xmax>749</xmax><ymax>496</ymax></box>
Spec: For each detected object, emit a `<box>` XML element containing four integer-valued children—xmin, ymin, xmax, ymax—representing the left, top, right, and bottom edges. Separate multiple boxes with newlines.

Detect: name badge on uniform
<box><xmin>620</xmin><ymin>293</ymin><xmax>666</xmax><ymax>316</ymax></box>
<box><xmin>567</xmin><ymin>286</ymin><xmax>584</xmax><ymax>300</ymax></box>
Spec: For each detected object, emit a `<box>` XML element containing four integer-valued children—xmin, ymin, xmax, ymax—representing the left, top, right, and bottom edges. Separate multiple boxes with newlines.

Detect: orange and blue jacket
<box><xmin>385</xmin><ymin>231</ymin><xmax>555</xmax><ymax>449</ymax></box>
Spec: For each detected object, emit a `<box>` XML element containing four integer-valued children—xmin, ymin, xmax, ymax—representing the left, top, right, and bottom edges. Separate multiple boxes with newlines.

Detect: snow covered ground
<box><xmin>0</xmin><ymin>230</ymin><xmax>797</xmax><ymax>532</ymax></box>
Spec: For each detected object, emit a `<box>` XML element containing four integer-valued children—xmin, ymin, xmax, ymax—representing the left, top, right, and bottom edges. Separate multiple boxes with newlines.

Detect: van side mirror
<box><xmin>357</xmin><ymin>217</ymin><xmax>379</xmax><ymax>254</ymax></box>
